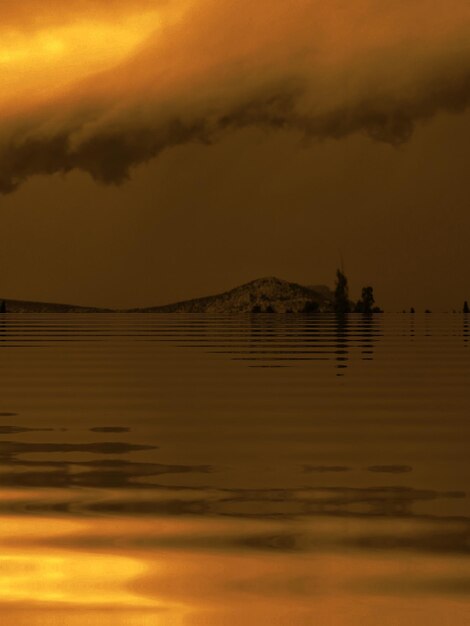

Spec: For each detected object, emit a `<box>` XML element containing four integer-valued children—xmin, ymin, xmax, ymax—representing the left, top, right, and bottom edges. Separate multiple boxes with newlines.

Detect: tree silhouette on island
<box><xmin>333</xmin><ymin>269</ymin><xmax>382</xmax><ymax>315</ymax></box>
<box><xmin>333</xmin><ymin>269</ymin><xmax>350</xmax><ymax>314</ymax></box>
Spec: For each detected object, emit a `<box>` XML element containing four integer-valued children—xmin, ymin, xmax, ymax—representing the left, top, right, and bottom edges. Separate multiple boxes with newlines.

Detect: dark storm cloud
<box><xmin>1</xmin><ymin>68</ymin><xmax>470</xmax><ymax>193</ymax></box>
<box><xmin>0</xmin><ymin>0</ymin><xmax>469</xmax><ymax>192</ymax></box>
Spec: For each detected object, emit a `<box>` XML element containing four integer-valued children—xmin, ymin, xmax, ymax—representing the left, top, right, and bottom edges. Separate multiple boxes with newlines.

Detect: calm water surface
<box><xmin>0</xmin><ymin>313</ymin><xmax>469</xmax><ymax>625</ymax></box>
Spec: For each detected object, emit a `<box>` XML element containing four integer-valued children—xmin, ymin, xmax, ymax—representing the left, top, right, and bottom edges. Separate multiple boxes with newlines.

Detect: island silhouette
<box><xmin>0</xmin><ymin>274</ymin><xmax>383</xmax><ymax>314</ymax></box>
<box><xmin>8</xmin><ymin>271</ymin><xmax>466</xmax><ymax>314</ymax></box>
<box><xmin>0</xmin><ymin>277</ymin><xmax>330</xmax><ymax>313</ymax></box>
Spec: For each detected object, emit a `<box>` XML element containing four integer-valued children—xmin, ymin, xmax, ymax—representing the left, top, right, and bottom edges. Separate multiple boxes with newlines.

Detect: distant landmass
<box><xmin>0</xmin><ymin>299</ymin><xmax>111</xmax><ymax>313</ymax></box>
<box><xmin>132</xmin><ymin>277</ymin><xmax>334</xmax><ymax>313</ymax></box>
<box><xmin>1</xmin><ymin>277</ymin><xmax>334</xmax><ymax>313</ymax></box>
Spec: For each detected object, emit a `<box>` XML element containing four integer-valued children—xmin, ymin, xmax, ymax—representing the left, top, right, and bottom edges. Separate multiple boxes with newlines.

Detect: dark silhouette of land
<box><xmin>6</xmin><ymin>272</ymin><xmax>452</xmax><ymax>314</ymax></box>
<box><xmin>1</xmin><ymin>277</ymin><xmax>337</xmax><ymax>314</ymax></box>
<box><xmin>0</xmin><ymin>298</ymin><xmax>111</xmax><ymax>313</ymax></box>
<box><xmin>132</xmin><ymin>277</ymin><xmax>334</xmax><ymax>313</ymax></box>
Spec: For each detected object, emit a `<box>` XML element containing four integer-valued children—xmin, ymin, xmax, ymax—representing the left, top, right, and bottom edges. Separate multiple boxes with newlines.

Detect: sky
<box><xmin>0</xmin><ymin>0</ymin><xmax>469</xmax><ymax>311</ymax></box>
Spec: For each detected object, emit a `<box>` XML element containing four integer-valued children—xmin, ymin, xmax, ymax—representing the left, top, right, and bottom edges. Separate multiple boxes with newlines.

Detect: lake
<box><xmin>0</xmin><ymin>313</ymin><xmax>469</xmax><ymax>625</ymax></box>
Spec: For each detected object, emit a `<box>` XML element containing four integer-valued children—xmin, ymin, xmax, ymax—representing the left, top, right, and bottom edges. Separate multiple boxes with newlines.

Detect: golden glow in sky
<box><xmin>0</xmin><ymin>10</ymin><xmax>161</xmax><ymax>106</ymax></box>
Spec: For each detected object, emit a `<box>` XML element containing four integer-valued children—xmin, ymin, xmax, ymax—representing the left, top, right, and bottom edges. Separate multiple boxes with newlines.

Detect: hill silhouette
<box><xmin>1</xmin><ymin>277</ymin><xmax>334</xmax><ymax>313</ymax></box>
<box><xmin>132</xmin><ymin>277</ymin><xmax>334</xmax><ymax>313</ymax></box>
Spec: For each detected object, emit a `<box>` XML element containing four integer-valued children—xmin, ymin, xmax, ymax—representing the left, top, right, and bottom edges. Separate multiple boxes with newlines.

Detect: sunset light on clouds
<box><xmin>0</xmin><ymin>1</ymin><xmax>469</xmax><ymax>309</ymax></box>
<box><xmin>0</xmin><ymin>6</ymin><xmax>163</xmax><ymax>107</ymax></box>
<box><xmin>1</xmin><ymin>0</ymin><xmax>469</xmax><ymax>191</ymax></box>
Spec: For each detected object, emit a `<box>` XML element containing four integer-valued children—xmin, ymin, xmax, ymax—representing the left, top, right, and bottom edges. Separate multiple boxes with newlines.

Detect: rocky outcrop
<box><xmin>0</xmin><ymin>277</ymin><xmax>334</xmax><ymax>313</ymax></box>
<box><xmin>134</xmin><ymin>277</ymin><xmax>334</xmax><ymax>313</ymax></box>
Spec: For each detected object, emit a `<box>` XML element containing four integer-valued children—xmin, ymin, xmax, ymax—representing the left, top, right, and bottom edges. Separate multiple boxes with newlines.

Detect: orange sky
<box><xmin>0</xmin><ymin>1</ymin><xmax>469</xmax><ymax>309</ymax></box>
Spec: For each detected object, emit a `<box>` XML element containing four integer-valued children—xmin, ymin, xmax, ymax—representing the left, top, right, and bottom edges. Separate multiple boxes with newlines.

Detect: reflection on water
<box><xmin>0</xmin><ymin>314</ymin><xmax>469</xmax><ymax>625</ymax></box>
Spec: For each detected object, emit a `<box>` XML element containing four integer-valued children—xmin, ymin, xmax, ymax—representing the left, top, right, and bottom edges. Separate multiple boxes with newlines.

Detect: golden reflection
<box><xmin>0</xmin><ymin>545</ymin><xmax>157</xmax><ymax>607</ymax></box>
<box><xmin>1</xmin><ymin>514</ymin><xmax>470</xmax><ymax>625</ymax></box>
<box><xmin>0</xmin><ymin>516</ymin><xmax>185</xmax><ymax>624</ymax></box>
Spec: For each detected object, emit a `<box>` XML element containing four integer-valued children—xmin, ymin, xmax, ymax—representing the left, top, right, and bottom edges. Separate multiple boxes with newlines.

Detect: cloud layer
<box><xmin>1</xmin><ymin>0</ymin><xmax>469</xmax><ymax>193</ymax></box>
<box><xmin>0</xmin><ymin>0</ymin><xmax>163</xmax><ymax>28</ymax></box>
